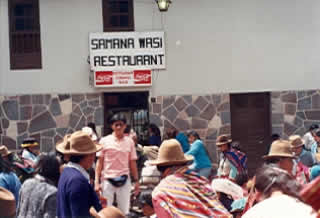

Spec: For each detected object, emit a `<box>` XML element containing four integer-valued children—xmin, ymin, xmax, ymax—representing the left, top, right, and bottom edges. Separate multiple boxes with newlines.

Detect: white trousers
<box><xmin>102</xmin><ymin>177</ymin><xmax>131</xmax><ymax>215</ymax></box>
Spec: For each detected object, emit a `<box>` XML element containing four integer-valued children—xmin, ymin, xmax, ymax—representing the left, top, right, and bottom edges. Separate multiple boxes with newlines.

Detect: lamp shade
<box><xmin>156</xmin><ymin>0</ymin><xmax>171</xmax><ymax>12</ymax></box>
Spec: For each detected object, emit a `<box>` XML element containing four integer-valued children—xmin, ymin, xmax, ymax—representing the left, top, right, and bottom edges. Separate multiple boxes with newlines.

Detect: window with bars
<box><xmin>8</xmin><ymin>0</ymin><xmax>42</xmax><ymax>70</ymax></box>
<box><xmin>102</xmin><ymin>0</ymin><xmax>134</xmax><ymax>32</ymax></box>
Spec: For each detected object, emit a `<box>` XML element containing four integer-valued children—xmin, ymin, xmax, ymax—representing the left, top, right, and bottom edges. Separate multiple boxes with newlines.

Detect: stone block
<box><xmin>75</xmin><ymin>116</ymin><xmax>87</xmax><ymax>131</ymax></box>
<box><xmin>206</xmin><ymin>128</ymin><xmax>218</xmax><ymax>140</ymax></box>
<box><xmin>42</xmin><ymin>129</ymin><xmax>56</xmax><ymax>137</ymax></box>
<box><xmin>305</xmin><ymin>111</ymin><xmax>320</xmax><ymax>120</ymax></box>
<box><xmin>44</xmin><ymin>94</ymin><xmax>51</xmax><ymax>105</ymax></box>
<box><xmin>29</xmin><ymin>111</ymin><xmax>57</xmax><ymax>133</ymax></box>
<box><xmin>297</xmin><ymin>97</ymin><xmax>311</xmax><ymax>111</ymax></box>
<box><xmin>72</xmin><ymin>94</ymin><xmax>85</xmax><ymax>103</ymax></box>
<box><xmin>174</xmin><ymin>118</ymin><xmax>190</xmax><ymax>131</ymax></box>
<box><xmin>281</xmin><ymin>92</ymin><xmax>297</xmax><ymax>103</ymax></box>
<box><xmin>208</xmin><ymin>115</ymin><xmax>222</xmax><ymax>129</ymax></box>
<box><xmin>2</xmin><ymin>100</ymin><xmax>19</xmax><ymax>120</ymax></box>
<box><xmin>194</xmin><ymin>96</ymin><xmax>208</xmax><ymax>111</ymax></box>
<box><xmin>94</xmin><ymin>108</ymin><xmax>103</xmax><ymax>126</ymax></box>
<box><xmin>88</xmin><ymin>99</ymin><xmax>99</xmax><ymax>107</ymax></box>
<box><xmin>56</xmin><ymin>115</ymin><xmax>70</xmax><ymax>128</ymax></box>
<box><xmin>200</xmin><ymin>104</ymin><xmax>216</xmax><ymax>121</ymax></box>
<box><xmin>17</xmin><ymin>122</ymin><xmax>28</xmax><ymax>134</ymax></box>
<box><xmin>80</xmin><ymin>101</ymin><xmax>88</xmax><ymax>110</ymax></box>
<box><xmin>19</xmin><ymin>95</ymin><xmax>31</xmax><ymax>105</ymax></box>
<box><xmin>2</xmin><ymin>136</ymin><xmax>16</xmax><ymax>150</ymax></box>
<box><xmin>152</xmin><ymin>103</ymin><xmax>161</xmax><ymax>114</ymax></box>
<box><xmin>212</xmin><ymin>95</ymin><xmax>222</xmax><ymax>106</ymax></box>
<box><xmin>284</xmin><ymin>115</ymin><xmax>295</xmax><ymax>124</ymax></box>
<box><xmin>32</xmin><ymin>95</ymin><xmax>44</xmax><ymax>104</ymax></box>
<box><xmin>149</xmin><ymin>114</ymin><xmax>163</xmax><ymax>127</ymax></box>
<box><xmin>271</xmin><ymin>98</ymin><xmax>283</xmax><ymax>113</ymax></box>
<box><xmin>6</xmin><ymin>121</ymin><xmax>17</xmax><ymax>139</ymax></box>
<box><xmin>163</xmin><ymin>106</ymin><xmax>178</xmax><ymax>122</ymax></box>
<box><xmin>312</xmin><ymin>94</ymin><xmax>320</xmax><ymax>109</ymax></box>
<box><xmin>57</xmin><ymin>128</ymin><xmax>68</xmax><ymax>137</ymax></box>
<box><xmin>284</xmin><ymin>104</ymin><xmax>296</xmax><ymax>115</ymax></box>
<box><xmin>41</xmin><ymin>137</ymin><xmax>54</xmax><ymax>152</ymax></box>
<box><xmin>218</xmin><ymin>102</ymin><xmax>230</xmax><ymax>112</ymax></box>
<box><xmin>185</xmin><ymin>105</ymin><xmax>200</xmax><ymax>117</ymax></box>
<box><xmin>294</xmin><ymin>117</ymin><xmax>303</xmax><ymax>128</ymax></box>
<box><xmin>163</xmin><ymin>119</ymin><xmax>175</xmax><ymax>131</ymax></box>
<box><xmin>86</xmin><ymin>93</ymin><xmax>100</xmax><ymax>100</ymax></box>
<box><xmin>219</xmin><ymin>125</ymin><xmax>231</xmax><ymax>135</ymax></box>
<box><xmin>296</xmin><ymin>112</ymin><xmax>306</xmax><ymax>120</ymax></box>
<box><xmin>182</xmin><ymin>95</ymin><xmax>192</xmax><ymax>104</ymax></box>
<box><xmin>191</xmin><ymin>118</ymin><xmax>208</xmax><ymax>129</ymax></box>
<box><xmin>50</xmin><ymin>98</ymin><xmax>62</xmax><ymax>116</ymax></box>
<box><xmin>1</xmin><ymin>118</ymin><xmax>9</xmax><ymax>129</ymax></box>
<box><xmin>297</xmin><ymin>91</ymin><xmax>308</xmax><ymax>99</ymax></box>
<box><xmin>163</xmin><ymin>96</ymin><xmax>175</xmax><ymax>109</ymax></box>
<box><xmin>271</xmin><ymin>92</ymin><xmax>281</xmax><ymax>98</ymax></box>
<box><xmin>17</xmin><ymin>133</ymin><xmax>28</xmax><ymax>148</ymax></box>
<box><xmin>32</xmin><ymin>105</ymin><xmax>47</xmax><ymax>118</ymax></box>
<box><xmin>220</xmin><ymin>111</ymin><xmax>231</xmax><ymax>124</ymax></box>
<box><xmin>174</xmin><ymin>98</ymin><xmax>188</xmax><ymax>112</ymax></box>
<box><xmin>284</xmin><ymin>122</ymin><xmax>297</xmax><ymax>136</ymax></box>
<box><xmin>60</xmin><ymin>98</ymin><xmax>72</xmax><ymax>115</ymax></box>
<box><xmin>272</xmin><ymin>126</ymin><xmax>283</xmax><ymax>137</ymax></box>
<box><xmin>69</xmin><ymin>114</ymin><xmax>81</xmax><ymax>129</ymax></box>
<box><xmin>20</xmin><ymin>106</ymin><xmax>33</xmax><ymax>120</ymax></box>
<box><xmin>72</xmin><ymin>105</ymin><xmax>83</xmax><ymax>116</ymax></box>
<box><xmin>83</xmin><ymin>106</ymin><xmax>95</xmax><ymax>116</ymax></box>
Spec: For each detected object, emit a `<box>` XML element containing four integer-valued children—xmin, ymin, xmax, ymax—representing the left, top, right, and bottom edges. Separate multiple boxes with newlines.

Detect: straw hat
<box><xmin>288</xmin><ymin>135</ymin><xmax>305</xmax><ymax>148</ymax></box>
<box><xmin>211</xmin><ymin>178</ymin><xmax>243</xmax><ymax>200</ymax></box>
<box><xmin>56</xmin><ymin>131</ymin><xmax>102</xmax><ymax>155</ymax></box>
<box><xmin>0</xmin><ymin>187</ymin><xmax>16</xmax><ymax>217</ymax></box>
<box><xmin>90</xmin><ymin>206</ymin><xmax>125</xmax><ymax>218</ymax></box>
<box><xmin>21</xmin><ymin>137</ymin><xmax>39</xmax><ymax>148</ymax></box>
<box><xmin>263</xmin><ymin>140</ymin><xmax>295</xmax><ymax>160</ymax></box>
<box><xmin>0</xmin><ymin>145</ymin><xmax>12</xmax><ymax>157</ymax></box>
<box><xmin>216</xmin><ymin>135</ymin><xmax>232</xmax><ymax>146</ymax></box>
<box><xmin>149</xmin><ymin>139</ymin><xmax>193</xmax><ymax>166</ymax></box>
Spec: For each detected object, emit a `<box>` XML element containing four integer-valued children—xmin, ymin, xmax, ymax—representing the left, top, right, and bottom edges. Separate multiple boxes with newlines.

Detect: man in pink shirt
<box><xmin>95</xmin><ymin>113</ymin><xmax>140</xmax><ymax>215</ymax></box>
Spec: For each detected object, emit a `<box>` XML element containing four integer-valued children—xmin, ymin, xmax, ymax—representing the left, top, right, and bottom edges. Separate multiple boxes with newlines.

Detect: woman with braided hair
<box><xmin>242</xmin><ymin>164</ymin><xmax>317</xmax><ymax>218</ymax></box>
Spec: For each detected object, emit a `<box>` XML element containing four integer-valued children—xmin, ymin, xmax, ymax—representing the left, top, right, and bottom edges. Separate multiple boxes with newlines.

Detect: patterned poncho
<box><xmin>152</xmin><ymin>166</ymin><xmax>232</xmax><ymax>218</ymax></box>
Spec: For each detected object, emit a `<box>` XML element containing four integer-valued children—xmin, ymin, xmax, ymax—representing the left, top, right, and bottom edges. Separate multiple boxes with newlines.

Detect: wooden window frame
<box><xmin>8</xmin><ymin>0</ymin><xmax>42</xmax><ymax>70</ymax></box>
<box><xmin>102</xmin><ymin>0</ymin><xmax>134</xmax><ymax>32</ymax></box>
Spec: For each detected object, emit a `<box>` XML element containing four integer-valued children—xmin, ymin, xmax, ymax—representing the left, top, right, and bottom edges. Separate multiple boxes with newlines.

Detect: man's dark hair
<box><xmin>187</xmin><ymin>130</ymin><xmax>200</xmax><ymax>140</ymax></box>
<box><xmin>36</xmin><ymin>152</ymin><xmax>61</xmax><ymax>186</ymax></box>
<box><xmin>309</xmin><ymin>124</ymin><xmax>319</xmax><ymax>132</ymax></box>
<box><xmin>69</xmin><ymin>155</ymin><xmax>86</xmax><ymax>164</ymax></box>
<box><xmin>87</xmin><ymin>122</ymin><xmax>97</xmax><ymax>135</ymax></box>
<box><xmin>138</xmin><ymin>190</ymin><xmax>153</xmax><ymax>207</ymax></box>
<box><xmin>110</xmin><ymin>113</ymin><xmax>127</xmax><ymax>125</ymax></box>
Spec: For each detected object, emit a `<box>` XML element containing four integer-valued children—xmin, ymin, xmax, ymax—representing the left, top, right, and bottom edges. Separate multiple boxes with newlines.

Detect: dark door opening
<box><xmin>103</xmin><ymin>92</ymin><xmax>149</xmax><ymax>145</ymax></box>
<box><xmin>230</xmin><ymin>92</ymin><xmax>271</xmax><ymax>176</ymax></box>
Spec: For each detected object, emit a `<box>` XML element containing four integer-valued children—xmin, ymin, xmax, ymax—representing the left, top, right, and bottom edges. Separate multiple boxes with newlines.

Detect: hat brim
<box><xmin>262</xmin><ymin>153</ymin><xmax>296</xmax><ymax>160</ymax></box>
<box><xmin>21</xmin><ymin>142</ymin><xmax>39</xmax><ymax>148</ymax></box>
<box><xmin>56</xmin><ymin>142</ymin><xmax>103</xmax><ymax>155</ymax></box>
<box><xmin>149</xmin><ymin>154</ymin><xmax>194</xmax><ymax>166</ymax></box>
<box><xmin>216</xmin><ymin>139</ymin><xmax>232</xmax><ymax>146</ymax></box>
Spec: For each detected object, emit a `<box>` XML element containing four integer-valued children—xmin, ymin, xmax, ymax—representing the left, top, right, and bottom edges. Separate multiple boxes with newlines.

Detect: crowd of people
<box><xmin>1</xmin><ymin>113</ymin><xmax>320</xmax><ymax>218</ymax></box>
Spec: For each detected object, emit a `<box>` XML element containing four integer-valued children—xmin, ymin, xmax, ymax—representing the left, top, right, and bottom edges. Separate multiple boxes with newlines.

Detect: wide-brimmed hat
<box><xmin>216</xmin><ymin>135</ymin><xmax>232</xmax><ymax>146</ymax></box>
<box><xmin>0</xmin><ymin>187</ymin><xmax>16</xmax><ymax>217</ymax></box>
<box><xmin>149</xmin><ymin>139</ymin><xmax>193</xmax><ymax>166</ymax></box>
<box><xmin>289</xmin><ymin>135</ymin><xmax>305</xmax><ymax>148</ymax></box>
<box><xmin>263</xmin><ymin>140</ymin><xmax>295</xmax><ymax>160</ymax></box>
<box><xmin>211</xmin><ymin>178</ymin><xmax>243</xmax><ymax>200</ymax></box>
<box><xmin>56</xmin><ymin>131</ymin><xmax>102</xmax><ymax>155</ymax></box>
<box><xmin>0</xmin><ymin>145</ymin><xmax>12</xmax><ymax>157</ymax></box>
<box><xmin>21</xmin><ymin>137</ymin><xmax>39</xmax><ymax>148</ymax></box>
<box><xmin>90</xmin><ymin>206</ymin><xmax>125</xmax><ymax>218</ymax></box>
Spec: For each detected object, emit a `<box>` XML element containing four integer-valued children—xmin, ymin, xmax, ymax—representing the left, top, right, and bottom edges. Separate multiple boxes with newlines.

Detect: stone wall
<box><xmin>271</xmin><ymin>90</ymin><xmax>320</xmax><ymax>138</ymax></box>
<box><xmin>149</xmin><ymin>94</ymin><xmax>231</xmax><ymax>162</ymax></box>
<box><xmin>0</xmin><ymin>94</ymin><xmax>104</xmax><ymax>152</ymax></box>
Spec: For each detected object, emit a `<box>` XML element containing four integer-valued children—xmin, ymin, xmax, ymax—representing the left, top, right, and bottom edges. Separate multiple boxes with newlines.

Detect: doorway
<box><xmin>103</xmin><ymin>92</ymin><xmax>149</xmax><ymax>145</ymax></box>
<box><xmin>230</xmin><ymin>92</ymin><xmax>271</xmax><ymax>176</ymax></box>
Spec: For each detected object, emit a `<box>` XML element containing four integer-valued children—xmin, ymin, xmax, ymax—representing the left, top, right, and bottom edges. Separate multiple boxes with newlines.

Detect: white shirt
<box><xmin>242</xmin><ymin>194</ymin><xmax>317</xmax><ymax>218</ymax></box>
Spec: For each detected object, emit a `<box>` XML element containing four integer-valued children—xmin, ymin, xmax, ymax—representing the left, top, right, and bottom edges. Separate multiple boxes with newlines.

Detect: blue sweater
<box><xmin>176</xmin><ymin>132</ymin><xmax>190</xmax><ymax>153</ymax></box>
<box><xmin>57</xmin><ymin>167</ymin><xmax>102</xmax><ymax>218</ymax></box>
<box><xmin>0</xmin><ymin>172</ymin><xmax>21</xmax><ymax>205</ymax></box>
<box><xmin>186</xmin><ymin>139</ymin><xmax>212</xmax><ymax>169</ymax></box>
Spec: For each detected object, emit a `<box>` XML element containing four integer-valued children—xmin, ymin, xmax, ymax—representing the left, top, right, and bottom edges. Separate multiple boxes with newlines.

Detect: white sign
<box><xmin>89</xmin><ymin>32</ymin><xmax>165</xmax><ymax>71</ymax></box>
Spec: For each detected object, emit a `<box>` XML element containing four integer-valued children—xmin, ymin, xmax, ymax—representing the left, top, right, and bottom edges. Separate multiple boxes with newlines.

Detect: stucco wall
<box><xmin>1</xmin><ymin>0</ymin><xmax>320</xmax><ymax>96</ymax></box>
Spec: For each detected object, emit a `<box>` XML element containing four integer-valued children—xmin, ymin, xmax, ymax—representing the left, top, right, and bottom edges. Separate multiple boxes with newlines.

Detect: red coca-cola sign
<box><xmin>95</xmin><ymin>71</ymin><xmax>113</xmax><ymax>85</ymax></box>
<box><xmin>134</xmin><ymin>70</ymin><xmax>152</xmax><ymax>84</ymax></box>
<box><xmin>94</xmin><ymin>70</ymin><xmax>151</xmax><ymax>87</ymax></box>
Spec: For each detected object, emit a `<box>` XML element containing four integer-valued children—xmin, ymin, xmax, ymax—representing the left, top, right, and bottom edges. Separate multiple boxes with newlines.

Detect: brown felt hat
<box><xmin>0</xmin><ymin>187</ymin><xmax>16</xmax><ymax>217</ymax></box>
<box><xmin>263</xmin><ymin>140</ymin><xmax>295</xmax><ymax>160</ymax></box>
<box><xmin>0</xmin><ymin>145</ymin><xmax>12</xmax><ymax>157</ymax></box>
<box><xmin>56</xmin><ymin>131</ymin><xmax>102</xmax><ymax>155</ymax></box>
<box><xmin>216</xmin><ymin>135</ymin><xmax>232</xmax><ymax>146</ymax></box>
<box><xmin>288</xmin><ymin>135</ymin><xmax>305</xmax><ymax>148</ymax></box>
<box><xmin>150</xmin><ymin>139</ymin><xmax>193</xmax><ymax>166</ymax></box>
<box><xmin>90</xmin><ymin>206</ymin><xmax>125</xmax><ymax>218</ymax></box>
